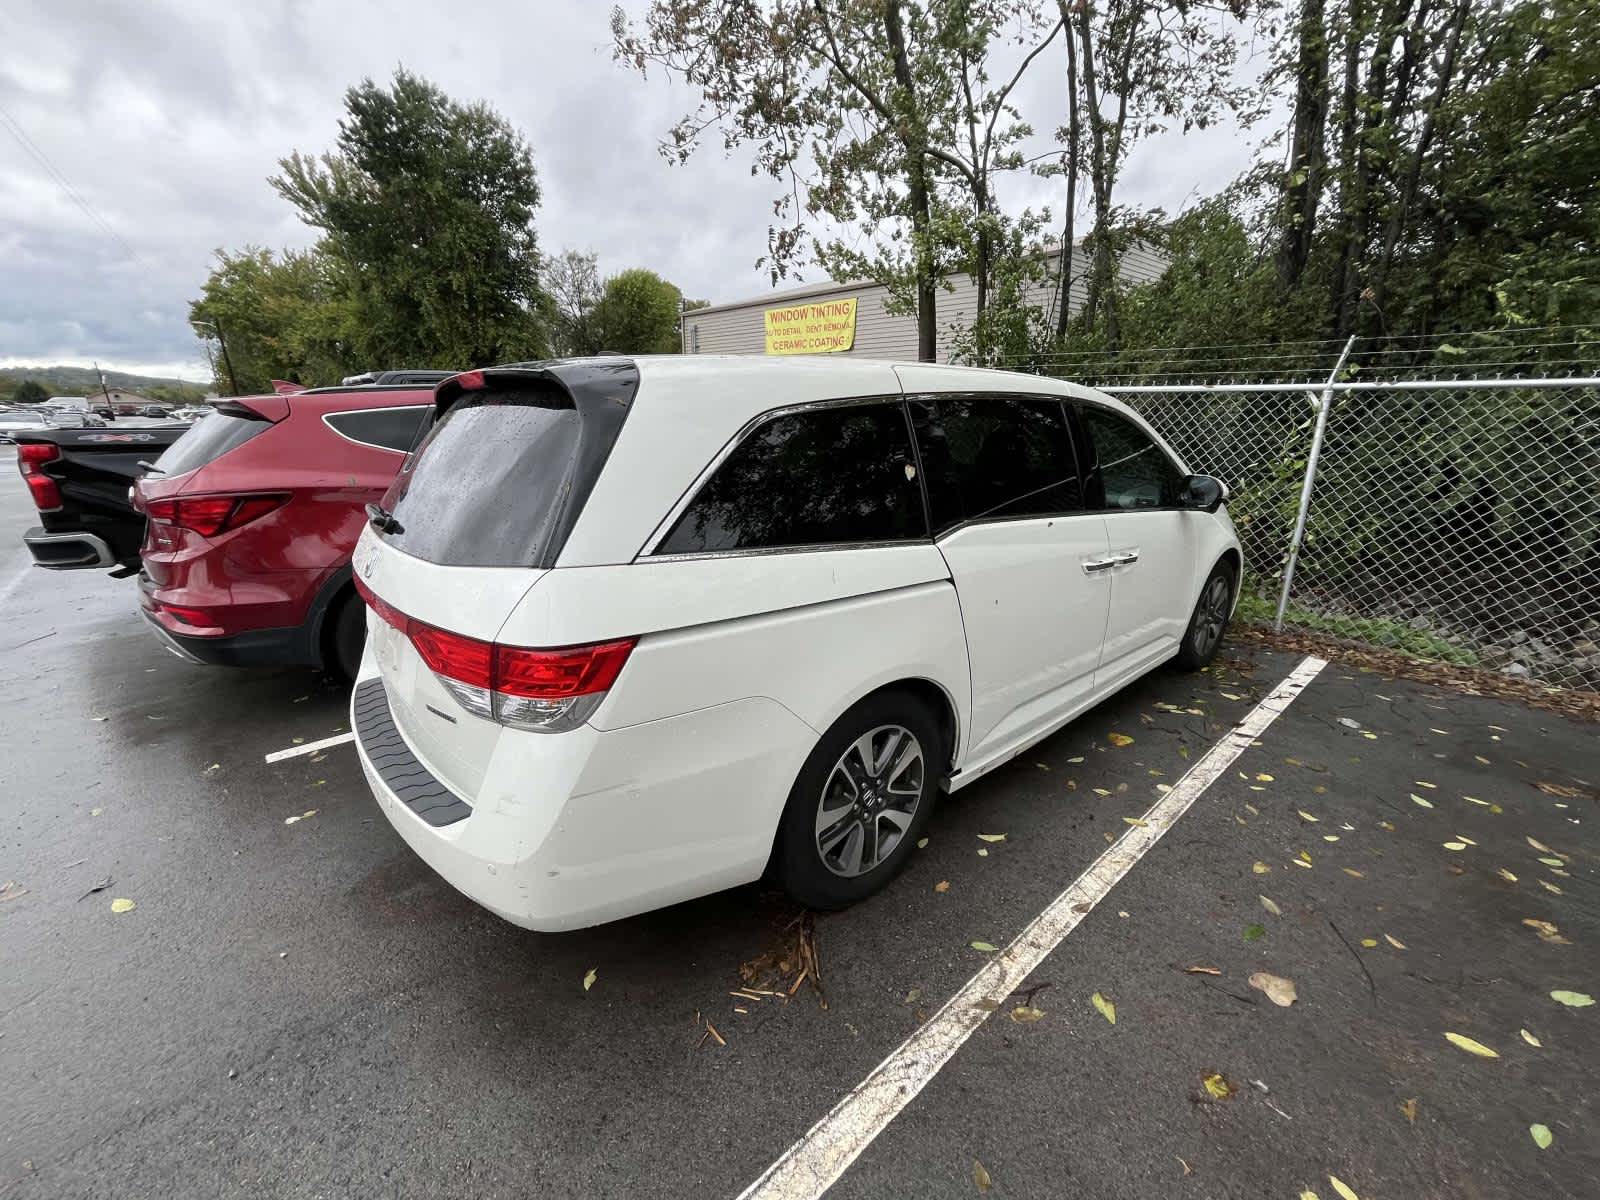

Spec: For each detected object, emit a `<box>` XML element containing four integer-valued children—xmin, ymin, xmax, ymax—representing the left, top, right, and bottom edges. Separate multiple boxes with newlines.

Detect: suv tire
<box><xmin>775</xmin><ymin>689</ymin><xmax>942</xmax><ymax>910</ymax></box>
<box><xmin>328</xmin><ymin>591</ymin><xmax>366</xmax><ymax>681</ymax></box>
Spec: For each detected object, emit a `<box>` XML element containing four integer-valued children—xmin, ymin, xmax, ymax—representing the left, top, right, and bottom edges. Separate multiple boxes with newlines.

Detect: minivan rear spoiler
<box><xmin>214</xmin><ymin>396</ymin><xmax>291</xmax><ymax>422</ymax></box>
<box><xmin>431</xmin><ymin>360</ymin><xmax>640</xmax><ymax>421</ymax></box>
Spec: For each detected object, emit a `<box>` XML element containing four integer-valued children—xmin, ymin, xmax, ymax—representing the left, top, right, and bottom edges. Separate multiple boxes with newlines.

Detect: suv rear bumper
<box><xmin>23</xmin><ymin>526</ymin><xmax>115</xmax><ymax>569</ymax></box>
<box><xmin>140</xmin><ymin>606</ymin><xmax>316</xmax><ymax>668</ymax></box>
<box><xmin>351</xmin><ymin>663</ymin><xmax>815</xmax><ymax>932</ymax></box>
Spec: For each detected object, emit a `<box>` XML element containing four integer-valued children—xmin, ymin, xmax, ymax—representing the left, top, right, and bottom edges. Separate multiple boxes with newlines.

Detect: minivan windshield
<box><xmin>378</xmin><ymin>384</ymin><xmax>584</xmax><ymax>568</ymax></box>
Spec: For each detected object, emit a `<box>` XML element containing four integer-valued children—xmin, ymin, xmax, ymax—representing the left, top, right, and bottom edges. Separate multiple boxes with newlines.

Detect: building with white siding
<box><xmin>681</xmin><ymin>241</ymin><xmax>1168</xmax><ymax>361</ymax></box>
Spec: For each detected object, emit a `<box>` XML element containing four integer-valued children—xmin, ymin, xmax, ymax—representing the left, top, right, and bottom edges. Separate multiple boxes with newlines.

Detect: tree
<box><xmin>547</xmin><ymin>250</ymin><xmax>605</xmax><ymax>357</ymax></box>
<box><xmin>189</xmin><ymin>247</ymin><xmax>356</xmax><ymax>393</ymax></box>
<box><xmin>592</xmin><ymin>269</ymin><xmax>685</xmax><ymax>354</ymax></box>
<box><xmin>12</xmin><ymin>380</ymin><xmax>48</xmax><ymax>405</ymax></box>
<box><xmin>271</xmin><ymin>69</ymin><xmax>549</xmax><ymax>369</ymax></box>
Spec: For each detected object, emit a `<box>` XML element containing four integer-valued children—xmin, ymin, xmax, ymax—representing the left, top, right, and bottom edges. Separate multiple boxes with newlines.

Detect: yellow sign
<box><xmin>764</xmin><ymin>297</ymin><xmax>858</xmax><ymax>355</ymax></box>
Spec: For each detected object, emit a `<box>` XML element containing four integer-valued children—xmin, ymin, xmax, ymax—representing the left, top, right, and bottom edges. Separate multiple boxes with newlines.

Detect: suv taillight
<box><xmin>354</xmin><ymin>578</ymin><xmax>634</xmax><ymax>732</ymax></box>
<box><xmin>144</xmin><ymin>493</ymin><xmax>288</xmax><ymax>537</ymax></box>
<box><xmin>17</xmin><ymin>443</ymin><xmax>62</xmax><ymax>511</ymax></box>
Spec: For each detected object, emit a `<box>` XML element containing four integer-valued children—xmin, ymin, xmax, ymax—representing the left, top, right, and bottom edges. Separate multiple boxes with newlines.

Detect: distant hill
<box><xmin>0</xmin><ymin>365</ymin><xmax>209</xmax><ymax>405</ymax></box>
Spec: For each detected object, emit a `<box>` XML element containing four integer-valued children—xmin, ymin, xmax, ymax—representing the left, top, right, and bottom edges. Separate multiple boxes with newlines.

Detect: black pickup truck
<box><xmin>15</xmin><ymin>423</ymin><xmax>190</xmax><ymax>572</ymax></box>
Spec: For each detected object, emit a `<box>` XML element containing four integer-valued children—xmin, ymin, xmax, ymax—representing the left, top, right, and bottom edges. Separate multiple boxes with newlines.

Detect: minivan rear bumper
<box><xmin>351</xmin><ymin>663</ymin><xmax>817</xmax><ymax>932</ymax></box>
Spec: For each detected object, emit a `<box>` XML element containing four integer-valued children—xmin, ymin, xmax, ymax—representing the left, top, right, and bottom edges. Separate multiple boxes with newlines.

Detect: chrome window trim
<box><xmin>638</xmin><ymin>394</ymin><xmax>912</xmax><ymax>560</ymax></box>
<box><xmin>647</xmin><ymin>537</ymin><xmax>930</xmax><ymax>564</ymax></box>
<box><xmin>319</xmin><ymin>404</ymin><xmax>429</xmax><ymax>455</ymax></box>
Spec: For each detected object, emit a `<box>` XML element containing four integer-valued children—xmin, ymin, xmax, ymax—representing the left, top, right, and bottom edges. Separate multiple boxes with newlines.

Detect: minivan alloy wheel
<box><xmin>815</xmin><ymin>724</ymin><xmax>925</xmax><ymax>877</ymax></box>
<box><xmin>1194</xmin><ymin>574</ymin><xmax>1231</xmax><ymax>657</ymax></box>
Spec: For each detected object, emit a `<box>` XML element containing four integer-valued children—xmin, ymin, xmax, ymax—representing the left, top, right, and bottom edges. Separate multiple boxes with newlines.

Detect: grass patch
<box><xmin>1235</xmin><ymin>591</ymin><xmax>1478</xmax><ymax>666</ymax></box>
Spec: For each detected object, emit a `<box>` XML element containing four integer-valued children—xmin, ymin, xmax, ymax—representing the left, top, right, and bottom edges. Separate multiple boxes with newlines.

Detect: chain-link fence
<box><xmin>1097</xmin><ymin>379</ymin><xmax>1600</xmax><ymax>694</ymax></box>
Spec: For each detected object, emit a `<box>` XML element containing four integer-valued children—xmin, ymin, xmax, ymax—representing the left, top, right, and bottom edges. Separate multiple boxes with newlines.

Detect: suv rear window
<box><xmin>377</xmin><ymin>382</ymin><xmax>589</xmax><ymax>568</ymax></box>
<box><xmin>151</xmin><ymin>412</ymin><xmax>267</xmax><ymax>476</ymax></box>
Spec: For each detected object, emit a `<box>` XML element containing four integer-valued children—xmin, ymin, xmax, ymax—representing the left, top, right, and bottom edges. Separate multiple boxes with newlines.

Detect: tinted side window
<box><xmin>657</xmin><ymin>403</ymin><xmax>925</xmax><ymax>554</ymax></box>
<box><xmin>1077</xmin><ymin>405</ymin><xmax>1184</xmax><ymax>510</ymax></box>
<box><xmin>325</xmin><ymin>406</ymin><xmax>429</xmax><ymax>453</ymax></box>
<box><xmin>151</xmin><ymin>413</ymin><xmax>267</xmax><ymax>476</ymax></box>
<box><xmin>910</xmin><ymin>395</ymin><xmax>1081</xmax><ymax>535</ymax></box>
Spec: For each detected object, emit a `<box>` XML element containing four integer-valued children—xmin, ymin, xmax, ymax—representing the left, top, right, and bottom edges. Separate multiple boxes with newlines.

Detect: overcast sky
<box><xmin>0</xmin><ymin>1</ymin><xmax>1271</xmax><ymax>381</ymax></box>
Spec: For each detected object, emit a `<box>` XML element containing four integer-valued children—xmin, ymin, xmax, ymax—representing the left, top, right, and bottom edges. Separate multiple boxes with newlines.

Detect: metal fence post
<box><xmin>1274</xmin><ymin>335</ymin><xmax>1356</xmax><ymax>631</ymax></box>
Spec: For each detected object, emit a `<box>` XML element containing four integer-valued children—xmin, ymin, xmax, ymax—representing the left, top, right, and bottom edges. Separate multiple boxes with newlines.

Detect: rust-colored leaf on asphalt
<box><xmin>1107</xmin><ymin>732</ymin><xmax>1134</xmax><ymax>747</ymax></box>
<box><xmin>934</xmin><ymin>880</ymin><xmax>950</xmax><ymax>893</ymax></box>
<box><xmin>1183</xmin><ymin>965</ymin><xmax>1221</xmax><ymax>975</ymax></box>
<box><xmin>972</xmin><ymin>1160</ymin><xmax>993</xmax><ymax>1193</ymax></box>
<box><xmin>1010</xmin><ymin>1006</ymin><xmax>1045</xmax><ymax>1024</ymax></box>
<box><xmin>1248</xmin><ymin>971</ymin><xmax>1297</xmax><ymax>1007</ymax></box>
<box><xmin>1400</xmin><ymin>1097</ymin><xmax>1417</xmax><ymax>1123</ymax></box>
<box><xmin>1521</xmin><ymin>918</ymin><xmax>1570</xmax><ymax>945</ymax></box>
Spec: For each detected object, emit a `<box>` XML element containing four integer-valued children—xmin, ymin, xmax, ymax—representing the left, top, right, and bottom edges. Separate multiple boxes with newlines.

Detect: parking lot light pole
<box><xmin>1274</xmin><ymin>335</ymin><xmax>1356</xmax><ymax>632</ymax></box>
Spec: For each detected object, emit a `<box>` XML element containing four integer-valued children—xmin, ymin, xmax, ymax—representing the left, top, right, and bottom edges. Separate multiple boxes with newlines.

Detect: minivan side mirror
<box><xmin>1180</xmin><ymin>474</ymin><xmax>1228</xmax><ymax>513</ymax></box>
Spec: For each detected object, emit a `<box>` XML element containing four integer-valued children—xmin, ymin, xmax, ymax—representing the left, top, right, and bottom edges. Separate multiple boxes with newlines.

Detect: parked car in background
<box><xmin>0</xmin><ymin>411</ymin><xmax>52</xmax><ymax>443</ymax></box>
<box><xmin>138</xmin><ymin>405</ymin><xmax>173</xmax><ymax>419</ymax></box>
<box><xmin>350</xmin><ymin>357</ymin><xmax>1240</xmax><ymax>931</ymax></box>
<box><xmin>132</xmin><ymin>381</ymin><xmax>435</xmax><ymax>677</ymax></box>
<box><xmin>171</xmin><ymin>406</ymin><xmax>213</xmax><ymax>422</ymax></box>
<box><xmin>41</xmin><ymin>410</ymin><xmax>107</xmax><ymax>429</ymax></box>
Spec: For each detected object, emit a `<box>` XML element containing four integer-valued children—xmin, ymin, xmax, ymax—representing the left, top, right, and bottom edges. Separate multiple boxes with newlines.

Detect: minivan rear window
<box><xmin>151</xmin><ymin>412</ymin><xmax>267</xmax><ymax>477</ymax></box>
<box><xmin>377</xmin><ymin>383</ymin><xmax>587</xmax><ymax>568</ymax></box>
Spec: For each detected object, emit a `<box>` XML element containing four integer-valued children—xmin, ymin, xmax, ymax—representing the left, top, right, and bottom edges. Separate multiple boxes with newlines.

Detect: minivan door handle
<box><xmin>1108</xmin><ymin>550</ymin><xmax>1140</xmax><ymax>567</ymax></box>
<box><xmin>1081</xmin><ymin>557</ymin><xmax>1116</xmax><ymax>575</ymax></box>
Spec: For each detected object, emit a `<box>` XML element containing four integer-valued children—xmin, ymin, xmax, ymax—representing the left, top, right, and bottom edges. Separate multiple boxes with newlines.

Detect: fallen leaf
<box><xmin>202</xmin><ymin>763</ymin><xmax>221</xmax><ymax>777</ymax></box>
<box><xmin>1444</xmin><ymin>1032</ymin><xmax>1499</xmax><ymax>1058</ymax></box>
<box><xmin>977</xmin><ymin>848</ymin><xmax>989</xmax><ymax>857</ymax></box>
<box><xmin>1530</xmin><ymin>1123</ymin><xmax>1553</xmax><ymax>1150</ymax></box>
<box><xmin>1300</xmin><ymin>1192</ymin><xmax>1321</xmax><ymax>1200</ymax></box>
<box><xmin>110</xmin><ymin>897</ymin><xmax>136</xmax><ymax>914</ymax></box>
<box><xmin>1248</xmin><ymin>971</ymin><xmax>1297</xmax><ymax>1006</ymax></box>
<box><xmin>0</xmin><ymin>881</ymin><xmax>29</xmax><ymax>903</ymax></box>
<box><xmin>1522</xmin><ymin>918</ymin><xmax>1570</xmax><ymax>944</ymax></box>
<box><xmin>1400</xmin><ymin>1097</ymin><xmax>1417</xmax><ymax>1123</ymax></box>
<box><xmin>1176</xmin><ymin>1156</ymin><xmax>1192</xmax><ymax>1176</ymax></box>
<box><xmin>1520</xmin><ymin>1028</ymin><xmax>1542</xmax><ymax>1048</ymax></box>
<box><xmin>1415</xmin><ymin>781</ymin><xmax>1437</xmax><ymax>789</ymax></box>
<box><xmin>1537</xmin><ymin>782</ymin><xmax>1582</xmax><ymax>798</ymax></box>
<box><xmin>1092</xmin><ymin>787</ymin><xmax>1112</xmax><ymax>797</ymax></box>
<box><xmin>90</xmin><ymin>808</ymin><xmax>103</xmax><ymax>817</ymax></box>
<box><xmin>970</xmin><ymin>941</ymin><xmax>998</xmax><ymax>952</ymax></box>
<box><xmin>1384</xmin><ymin>933</ymin><xmax>1407</xmax><ymax>950</ymax></box>
<box><xmin>1411</xmin><ymin>793</ymin><xmax>1434</xmax><ymax>808</ymax></box>
<box><xmin>1298</xmin><ymin>810</ymin><xmax>1319</xmax><ymax>823</ymax></box>
<box><xmin>1496</xmin><ymin>868</ymin><xmax>1518</xmax><ymax>883</ymax></box>
<box><xmin>973</xmin><ymin>1159</ymin><xmax>992</xmax><ymax>1194</ymax></box>
<box><xmin>1538</xmin><ymin>857</ymin><xmax>1565</xmax><ymax>868</ymax></box>
<box><xmin>1183</xmin><ymin>965</ymin><xmax>1221</xmax><ymax>975</ymax></box>
<box><xmin>1035</xmin><ymin>761</ymin><xmax>1050</xmax><ymax>771</ymax></box>
<box><xmin>1201</xmin><ymin>1071</ymin><xmax>1236</xmax><ymax>1100</ymax></box>
<box><xmin>1122</xmin><ymin>816</ymin><xmax>1149</xmax><ymax>827</ymax></box>
<box><xmin>1010</xmin><ymin>1006</ymin><xmax>1045</xmax><ymax>1024</ymax></box>
<box><xmin>1106</xmin><ymin>732</ymin><xmax>1134</xmax><ymax>747</ymax></box>
<box><xmin>1337</xmin><ymin>716</ymin><xmax>1361</xmax><ymax>729</ymax></box>
<box><xmin>1091</xmin><ymin>991</ymin><xmax>1116</xmax><ymax>1024</ymax></box>
<box><xmin>1527</xmin><ymin>837</ymin><xmax>1557</xmax><ymax>854</ymax></box>
<box><xmin>1256</xmin><ymin>773</ymin><xmax>1275</xmax><ymax>782</ymax></box>
<box><xmin>1322</xmin><ymin>834</ymin><xmax>1340</xmax><ymax>842</ymax></box>
<box><xmin>916</xmin><ymin>838</ymin><xmax>929</xmax><ymax>849</ymax></box>
<box><xmin>1443</xmin><ymin>841</ymin><xmax>1468</xmax><ymax>851</ymax></box>
<box><xmin>1379</xmin><ymin>820</ymin><xmax>1395</xmax><ymax>831</ymax></box>
<box><xmin>1465</xmin><ymin>796</ymin><xmax>1490</xmax><ymax>806</ymax></box>
<box><xmin>1342</xmin><ymin>868</ymin><xmax>1365</xmax><ymax>878</ymax></box>
<box><xmin>1537</xmin><ymin>879</ymin><xmax>1563</xmax><ymax>895</ymax></box>
<box><xmin>1329</xmin><ymin>1176</ymin><xmax>1360</xmax><ymax>1200</ymax></box>
<box><xmin>1551</xmin><ymin>989</ymin><xmax>1594</xmax><ymax>1007</ymax></box>
<box><xmin>582</xmin><ymin>967</ymin><xmax>597</xmax><ymax>991</ymax></box>
<box><xmin>977</xmin><ymin>833</ymin><xmax>1007</xmax><ymax>843</ymax></box>
<box><xmin>1243</xmin><ymin>923</ymin><xmax>1266</xmax><ymax>942</ymax></box>
<box><xmin>1252</xmin><ymin>861</ymin><xmax>1271</xmax><ymax>875</ymax></box>
<box><xmin>283</xmin><ymin>810</ymin><xmax>318</xmax><ymax>825</ymax></box>
<box><xmin>1067</xmin><ymin>755</ymin><xmax>1084</xmax><ymax>763</ymax></box>
<box><xmin>1259</xmin><ymin>895</ymin><xmax>1282</xmax><ymax>917</ymax></box>
<box><xmin>1360</xmin><ymin>938</ymin><xmax>1379</xmax><ymax>948</ymax></box>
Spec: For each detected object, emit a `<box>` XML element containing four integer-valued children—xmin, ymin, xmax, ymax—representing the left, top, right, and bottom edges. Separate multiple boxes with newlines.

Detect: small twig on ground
<box><xmin>1328</xmin><ymin>917</ymin><xmax>1378</xmax><ymax>1007</ymax></box>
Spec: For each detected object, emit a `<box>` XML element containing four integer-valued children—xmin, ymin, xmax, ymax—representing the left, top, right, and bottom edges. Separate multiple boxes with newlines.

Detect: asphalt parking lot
<box><xmin>2</xmin><ymin>453</ymin><xmax>1596</xmax><ymax>1199</ymax></box>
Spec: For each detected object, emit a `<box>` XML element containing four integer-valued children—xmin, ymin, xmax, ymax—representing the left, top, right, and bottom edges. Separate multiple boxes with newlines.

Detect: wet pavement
<box><xmin>1</xmin><ymin>462</ymin><xmax>1595</xmax><ymax>1199</ymax></box>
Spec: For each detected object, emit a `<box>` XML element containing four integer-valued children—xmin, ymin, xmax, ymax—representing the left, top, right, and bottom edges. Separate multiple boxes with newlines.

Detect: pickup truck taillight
<box><xmin>354</xmin><ymin>576</ymin><xmax>635</xmax><ymax>733</ymax></box>
<box><xmin>16</xmin><ymin>443</ymin><xmax>62</xmax><ymax>511</ymax></box>
<box><xmin>143</xmin><ymin>493</ymin><xmax>288</xmax><ymax>537</ymax></box>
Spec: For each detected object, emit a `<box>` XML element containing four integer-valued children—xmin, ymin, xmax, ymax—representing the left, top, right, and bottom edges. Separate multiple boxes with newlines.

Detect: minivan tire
<box><xmin>328</xmin><ymin>591</ymin><xmax>366</xmax><ymax>681</ymax></box>
<box><xmin>775</xmin><ymin>689</ymin><xmax>942</xmax><ymax>910</ymax></box>
<box><xmin>1175</xmin><ymin>560</ymin><xmax>1236</xmax><ymax>671</ymax></box>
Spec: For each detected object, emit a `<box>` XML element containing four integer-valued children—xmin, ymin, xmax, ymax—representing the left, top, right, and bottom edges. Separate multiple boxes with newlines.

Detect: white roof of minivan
<box><xmin>558</xmin><ymin>355</ymin><xmax>1146</xmax><ymax>569</ymax></box>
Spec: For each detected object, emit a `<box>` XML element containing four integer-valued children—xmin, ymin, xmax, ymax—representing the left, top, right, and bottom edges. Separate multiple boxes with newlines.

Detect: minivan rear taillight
<box><xmin>17</xmin><ymin>443</ymin><xmax>62</xmax><ymax>511</ymax></box>
<box><xmin>355</xmin><ymin>578</ymin><xmax>634</xmax><ymax>732</ymax></box>
<box><xmin>144</xmin><ymin>493</ymin><xmax>288</xmax><ymax>536</ymax></box>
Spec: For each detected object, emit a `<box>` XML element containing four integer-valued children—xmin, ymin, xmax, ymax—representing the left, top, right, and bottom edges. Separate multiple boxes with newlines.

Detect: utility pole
<box><xmin>212</xmin><ymin>316</ymin><xmax>240</xmax><ymax>397</ymax></box>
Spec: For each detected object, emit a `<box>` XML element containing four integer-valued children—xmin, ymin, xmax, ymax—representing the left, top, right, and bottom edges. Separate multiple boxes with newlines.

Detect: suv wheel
<box><xmin>775</xmin><ymin>690</ymin><xmax>942</xmax><ymax>910</ymax></box>
<box><xmin>328</xmin><ymin>591</ymin><xmax>366</xmax><ymax>681</ymax></box>
<box><xmin>1175</xmin><ymin>561</ymin><xmax>1236</xmax><ymax>670</ymax></box>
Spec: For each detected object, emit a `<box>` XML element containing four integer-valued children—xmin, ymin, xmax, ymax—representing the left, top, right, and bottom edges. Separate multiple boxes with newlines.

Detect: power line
<box><xmin>0</xmin><ymin>102</ymin><xmax>136</xmax><ymax>260</ymax></box>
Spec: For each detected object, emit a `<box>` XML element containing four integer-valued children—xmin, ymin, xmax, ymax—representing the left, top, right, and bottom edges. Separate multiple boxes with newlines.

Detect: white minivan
<box><xmin>350</xmin><ymin>357</ymin><xmax>1240</xmax><ymax>931</ymax></box>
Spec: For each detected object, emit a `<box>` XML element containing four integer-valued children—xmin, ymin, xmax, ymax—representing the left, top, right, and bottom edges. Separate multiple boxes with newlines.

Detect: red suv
<box><xmin>133</xmin><ymin>383</ymin><xmax>436</xmax><ymax>677</ymax></box>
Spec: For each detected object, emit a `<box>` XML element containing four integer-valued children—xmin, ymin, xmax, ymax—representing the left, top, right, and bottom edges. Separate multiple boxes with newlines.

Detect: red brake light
<box><xmin>495</xmin><ymin>639</ymin><xmax>636</xmax><ymax>698</ymax></box>
<box><xmin>142</xmin><ymin>493</ymin><xmax>287</xmax><ymax>536</ymax></box>
<box><xmin>455</xmin><ymin>369</ymin><xmax>486</xmax><ymax>390</ymax></box>
<box><xmin>17</xmin><ymin>442</ymin><xmax>62</xmax><ymax>511</ymax></box>
<box><xmin>409</xmin><ymin>622</ymin><xmax>495</xmax><ymax>689</ymax></box>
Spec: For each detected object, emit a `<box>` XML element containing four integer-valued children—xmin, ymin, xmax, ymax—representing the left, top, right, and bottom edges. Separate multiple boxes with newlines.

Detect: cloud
<box><xmin>2</xmin><ymin>1</ymin><xmax>1262</xmax><ymax>376</ymax></box>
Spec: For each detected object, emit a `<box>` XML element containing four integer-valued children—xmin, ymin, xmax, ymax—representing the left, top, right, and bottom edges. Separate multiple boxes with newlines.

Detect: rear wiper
<box><xmin>137</xmin><ymin>460</ymin><xmax>165</xmax><ymax>473</ymax></box>
<box><xmin>365</xmin><ymin>502</ymin><xmax>403</xmax><ymax>534</ymax></box>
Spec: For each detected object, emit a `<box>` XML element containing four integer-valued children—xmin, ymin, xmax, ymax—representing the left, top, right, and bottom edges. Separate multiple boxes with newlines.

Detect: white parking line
<box><xmin>738</xmin><ymin>654</ymin><xmax>1328</xmax><ymax>1200</ymax></box>
<box><xmin>264</xmin><ymin>732</ymin><xmax>355</xmax><ymax>763</ymax></box>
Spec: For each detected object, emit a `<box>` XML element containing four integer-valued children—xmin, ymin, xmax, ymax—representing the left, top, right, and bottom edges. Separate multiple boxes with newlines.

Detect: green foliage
<box><xmin>10</xmin><ymin>379</ymin><xmax>49</xmax><ymax>405</ymax></box>
<box><xmin>189</xmin><ymin>247</ymin><xmax>356</xmax><ymax>393</ymax></box>
<box><xmin>269</xmin><ymin>69</ymin><xmax>549</xmax><ymax>370</ymax></box>
<box><xmin>592</xmin><ymin>268</ymin><xmax>684</xmax><ymax>354</ymax></box>
<box><xmin>1233</xmin><ymin>594</ymin><xmax>1478</xmax><ymax>664</ymax></box>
